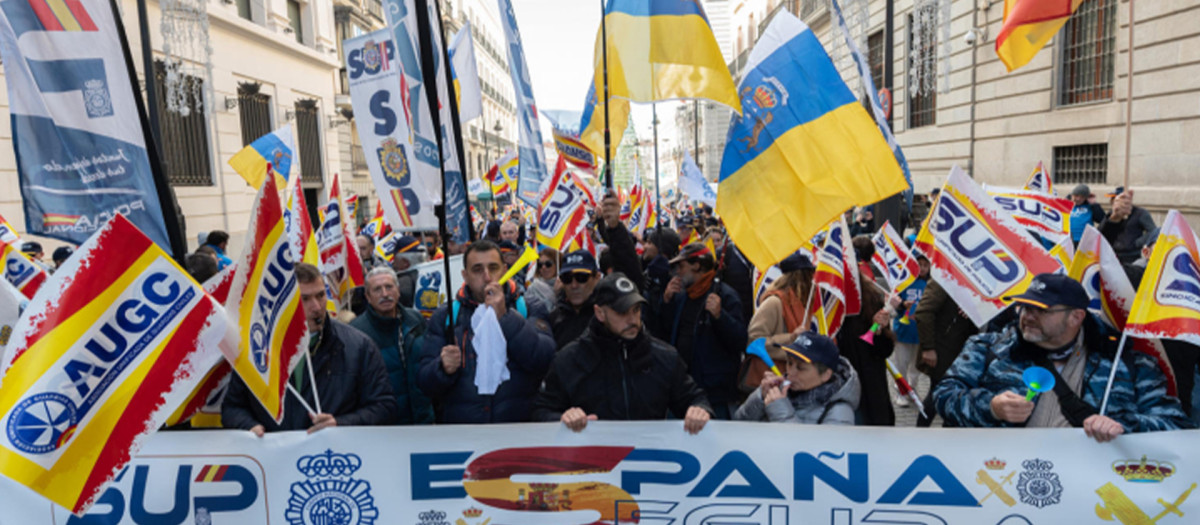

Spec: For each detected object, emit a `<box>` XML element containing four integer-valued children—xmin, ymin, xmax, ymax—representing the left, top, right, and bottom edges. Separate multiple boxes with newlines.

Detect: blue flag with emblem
<box><xmin>0</xmin><ymin>0</ymin><xmax>170</xmax><ymax>249</ymax></box>
<box><xmin>497</xmin><ymin>0</ymin><xmax>548</xmax><ymax>207</ymax></box>
<box><xmin>717</xmin><ymin>11</ymin><xmax>908</xmax><ymax>271</ymax></box>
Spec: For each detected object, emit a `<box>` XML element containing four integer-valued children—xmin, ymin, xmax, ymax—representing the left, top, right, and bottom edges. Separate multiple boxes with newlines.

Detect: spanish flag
<box><xmin>717</xmin><ymin>12</ymin><xmax>907</xmax><ymax>271</ymax></box>
<box><xmin>597</xmin><ymin>0</ymin><xmax>740</xmax><ymax>112</ymax></box>
<box><xmin>995</xmin><ymin>0</ymin><xmax>1085</xmax><ymax>72</ymax></box>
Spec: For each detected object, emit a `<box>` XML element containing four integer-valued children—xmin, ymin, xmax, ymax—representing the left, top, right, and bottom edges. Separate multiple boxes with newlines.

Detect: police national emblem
<box><xmin>286</xmin><ymin>450</ymin><xmax>378</xmax><ymax>525</ymax></box>
<box><xmin>1017</xmin><ymin>458</ymin><xmax>1062</xmax><ymax>508</ymax></box>
<box><xmin>83</xmin><ymin>78</ymin><xmax>114</xmax><ymax>118</ymax></box>
<box><xmin>416</xmin><ymin>271</ymin><xmax>443</xmax><ymax>318</ymax></box>
<box><xmin>378</xmin><ymin>138</ymin><xmax>410</xmax><ymax>187</ymax></box>
<box><xmin>362</xmin><ymin>40</ymin><xmax>383</xmax><ymax>74</ymax></box>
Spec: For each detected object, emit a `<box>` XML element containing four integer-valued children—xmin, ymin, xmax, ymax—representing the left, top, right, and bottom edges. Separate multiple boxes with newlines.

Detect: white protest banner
<box><xmin>0</xmin><ymin>423</ymin><xmax>1195</xmax><ymax>524</ymax></box>
<box><xmin>413</xmin><ymin>254</ymin><xmax>464</xmax><ymax>318</ymax></box>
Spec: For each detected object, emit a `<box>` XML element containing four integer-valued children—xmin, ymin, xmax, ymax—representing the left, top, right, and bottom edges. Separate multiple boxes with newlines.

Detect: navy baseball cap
<box><xmin>778</xmin><ymin>251</ymin><xmax>815</xmax><ymax>273</ymax></box>
<box><xmin>781</xmin><ymin>332</ymin><xmax>840</xmax><ymax>369</ymax></box>
<box><xmin>593</xmin><ymin>272</ymin><xmax>646</xmax><ymax>313</ymax></box>
<box><xmin>52</xmin><ymin>246</ymin><xmax>74</xmax><ymax>263</ymax></box>
<box><xmin>497</xmin><ymin>240</ymin><xmax>520</xmax><ymax>255</ymax></box>
<box><xmin>1003</xmin><ymin>273</ymin><xmax>1089</xmax><ymax>310</ymax></box>
<box><xmin>393</xmin><ymin>235</ymin><xmax>421</xmax><ymax>254</ymax></box>
<box><xmin>20</xmin><ymin>241</ymin><xmax>42</xmax><ymax>254</ymax></box>
<box><xmin>559</xmin><ymin>249</ymin><xmax>597</xmax><ymax>276</ymax></box>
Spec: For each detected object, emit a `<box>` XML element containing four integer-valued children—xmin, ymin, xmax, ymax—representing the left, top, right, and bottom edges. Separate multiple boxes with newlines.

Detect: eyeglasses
<box><xmin>538</xmin><ymin>261</ymin><xmax>555</xmax><ymax>269</ymax></box>
<box><xmin>560</xmin><ymin>272</ymin><xmax>593</xmax><ymax>285</ymax></box>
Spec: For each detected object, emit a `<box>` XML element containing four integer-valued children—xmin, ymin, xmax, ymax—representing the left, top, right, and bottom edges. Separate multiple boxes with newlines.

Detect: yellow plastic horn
<box><xmin>498</xmin><ymin>245</ymin><xmax>539</xmax><ymax>286</ymax></box>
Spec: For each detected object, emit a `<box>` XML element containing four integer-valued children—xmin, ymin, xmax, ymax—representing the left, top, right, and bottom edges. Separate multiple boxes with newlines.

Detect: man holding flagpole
<box><xmin>222</xmin><ymin>263</ymin><xmax>398</xmax><ymax>435</ymax></box>
<box><xmin>933</xmin><ymin>274</ymin><xmax>1190</xmax><ymax>442</ymax></box>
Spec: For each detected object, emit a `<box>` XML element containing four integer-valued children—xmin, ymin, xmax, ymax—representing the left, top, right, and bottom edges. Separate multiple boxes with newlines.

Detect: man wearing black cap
<box><xmin>1100</xmin><ymin>187</ymin><xmax>1156</xmax><ymax>264</ymax></box>
<box><xmin>533</xmin><ymin>272</ymin><xmax>712</xmax><ymax>433</ymax></box>
<box><xmin>1069</xmin><ymin>184</ymin><xmax>1105</xmax><ymax>244</ymax></box>
<box><xmin>547</xmin><ymin>250</ymin><xmax>602</xmax><ymax>350</ymax></box>
<box><xmin>51</xmin><ymin>246</ymin><xmax>74</xmax><ymax>270</ymax></box>
<box><xmin>21</xmin><ymin>242</ymin><xmax>52</xmax><ymax>273</ymax></box>
<box><xmin>933</xmin><ymin>274</ymin><xmax>1190</xmax><ymax>442</ymax></box>
<box><xmin>651</xmin><ymin>242</ymin><xmax>747</xmax><ymax>418</ymax></box>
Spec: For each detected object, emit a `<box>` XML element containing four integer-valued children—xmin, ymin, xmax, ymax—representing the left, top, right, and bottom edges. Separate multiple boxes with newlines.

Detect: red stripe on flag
<box><xmin>73</xmin><ymin>299</ymin><xmax>217</xmax><ymax>513</ymax></box>
<box><xmin>214</xmin><ymin>465</ymin><xmax>230</xmax><ymax>482</ymax></box>
<box><xmin>27</xmin><ymin>0</ymin><xmax>65</xmax><ymax>31</ymax></box>
<box><xmin>62</xmin><ymin>0</ymin><xmax>96</xmax><ymax>30</ymax></box>
<box><xmin>194</xmin><ymin>465</ymin><xmax>212</xmax><ymax>483</ymax></box>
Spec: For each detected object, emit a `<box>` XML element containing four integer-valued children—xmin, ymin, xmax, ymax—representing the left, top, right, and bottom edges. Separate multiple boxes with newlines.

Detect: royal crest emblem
<box><xmin>377</xmin><ymin>138</ymin><xmax>410</xmax><ymax>187</ymax></box>
<box><xmin>83</xmin><ymin>78</ymin><xmax>113</xmax><ymax>118</ymax></box>
<box><xmin>286</xmin><ymin>450</ymin><xmax>378</xmax><ymax>525</ymax></box>
<box><xmin>1017</xmin><ymin>459</ymin><xmax>1062</xmax><ymax>508</ymax></box>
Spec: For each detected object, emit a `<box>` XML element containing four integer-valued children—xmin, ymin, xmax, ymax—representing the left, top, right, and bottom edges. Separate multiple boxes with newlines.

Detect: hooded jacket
<box><xmin>933</xmin><ymin>315</ymin><xmax>1192</xmax><ymax>432</ymax></box>
<box><xmin>349</xmin><ymin>305</ymin><xmax>433</xmax><ymax>424</ymax></box>
<box><xmin>734</xmin><ymin>356</ymin><xmax>861</xmax><ymax>425</ymax></box>
<box><xmin>533</xmin><ymin>317</ymin><xmax>712</xmax><ymax>421</ymax></box>
<box><xmin>417</xmin><ymin>281</ymin><xmax>556</xmax><ymax>423</ymax></box>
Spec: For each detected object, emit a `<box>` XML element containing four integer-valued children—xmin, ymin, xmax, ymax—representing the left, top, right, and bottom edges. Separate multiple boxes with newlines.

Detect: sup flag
<box><xmin>0</xmin><ymin>0</ymin><xmax>171</xmax><ymax>249</ymax></box>
<box><xmin>222</xmin><ymin>174</ymin><xmax>308</xmax><ymax>422</ymax></box>
<box><xmin>1126</xmin><ymin>210</ymin><xmax>1200</xmax><ymax>348</ymax></box>
<box><xmin>536</xmin><ymin>157</ymin><xmax>593</xmax><ymax>253</ymax></box>
<box><xmin>1025</xmin><ymin>161</ymin><xmax>1054</xmax><ymax>195</ymax></box>
<box><xmin>985</xmin><ymin>187</ymin><xmax>1073</xmax><ymax>245</ymax></box>
<box><xmin>1</xmin><ymin>239</ymin><xmax>48</xmax><ymax>299</ymax></box>
<box><xmin>0</xmin><ymin>214</ymin><xmax>228</xmax><ymax>514</ymax></box>
<box><xmin>0</xmin><ymin>213</ymin><xmax>19</xmax><ymax>244</ymax></box>
<box><xmin>1070</xmin><ymin>225</ymin><xmax>1176</xmax><ymax>395</ymax></box>
<box><xmin>553</xmin><ymin>127</ymin><xmax>597</xmax><ymax>173</ymax></box>
<box><xmin>915</xmin><ymin>166</ymin><xmax>1061</xmax><ymax>328</ymax></box>
<box><xmin>872</xmin><ymin>221</ymin><xmax>920</xmax><ymax>294</ymax></box>
<box><xmin>317</xmin><ymin>174</ymin><xmax>366</xmax><ymax>305</ymax></box>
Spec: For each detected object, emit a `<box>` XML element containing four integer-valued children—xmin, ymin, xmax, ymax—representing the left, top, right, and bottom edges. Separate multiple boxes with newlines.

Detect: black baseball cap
<box><xmin>780</xmin><ymin>332</ymin><xmax>840</xmax><ymax>369</ymax></box>
<box><xmin>559</xmin><ymin>249</ymin><xmax>598</xmax><ymax>275</ymax></box>
<box><xmin>1003</xmin><ymin>273</ymin><xmax>1089</xmax><ymax>310</ymax></box>
<box><xmin>52</xmin><ymin>246</ymin><xmax>74</xmax><ymax>263</ymax></box>
<box><xmin>20</xmin><ymin>241</ymin><xmax>42</xmax><ymax>254</ymax></box>
<box><xmin>593</xmin><ymin>272</ymin><xmax>646</xmax><ymax>313</ymax></box>
<box><xmin>779</xmin><ymin>251</ymin><xmax>815</xmax><ymax>273</ymax></box>
<box><xmin>668</xmin><ymin>242</ymin><xmax>714</xmax><ymax>265</ymax></box>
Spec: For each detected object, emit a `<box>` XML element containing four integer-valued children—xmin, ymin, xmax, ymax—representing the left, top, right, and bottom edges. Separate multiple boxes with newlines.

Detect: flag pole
<box><xmin>1099</xmin><ymin>331</ymin><xmax>1130</xmax><ymax>416</ymax></box>
<box><xmin>430</xmin><ymin>0</ymin><xmax>476</xmax><ymax>243</ymax></box>
<box><xmin>653</xmin><ymin>103</ymin><xmax>662</xmax><ymax>229</ymax></box>
<box><xmin>600</xmin><ymin>0</ymin><xmax>613</xmax><ymax>190</ymax></box>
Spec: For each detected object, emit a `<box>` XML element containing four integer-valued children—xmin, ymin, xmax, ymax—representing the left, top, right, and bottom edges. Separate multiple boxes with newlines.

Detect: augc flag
<box><xmin>1126</xmin><ymin>210</ymin><xmax>1200</xmax><ymax>347</ymax></box>
<box><xmin>717</xmin><ymin>12</ymin><xmax>907</xmax><ymax>271</ymax></box>
<box><xmin>1071</xmin><ymin>225</ymin><xmax>1177</xmax><ymax>395</ymax></box>
<box><xmin>916</xmin><ymin>166</ymin><xmax>1061</xmax><ymax>328</ymax></box>
<box><xmin>1025</xmin><ymin>161</ymin><xmax>1054</xmax><ymax>195</ymax></box>
<box><xmin>222</xmin><ymin>174</ymin><xmax>307</xmax><ymax>422</ymax></box>
<box><xmin>0</xmin><ymin>214</ymin><xmax>228</xmax><ymax>514</ymax></box>
<box><xmin>872</xmin><ymin>221</ymin><xmax>920</xmax><ymax>294</ymax></box>
<box><xmin>1</xmin><ymin>239</ymin><xmax>47</xmax><ymax>299</ymax></box>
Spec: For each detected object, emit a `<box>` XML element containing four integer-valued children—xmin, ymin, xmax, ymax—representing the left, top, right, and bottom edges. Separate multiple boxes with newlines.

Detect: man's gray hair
<box><xmin>366</xmin><ymin>266</ymin><xmax>399</xmax><ymax>286</ymax></box>
<box><xmin>395</xmin><ymin>251</ymin><xmax>427</xmax><ymax>267</ymax></box>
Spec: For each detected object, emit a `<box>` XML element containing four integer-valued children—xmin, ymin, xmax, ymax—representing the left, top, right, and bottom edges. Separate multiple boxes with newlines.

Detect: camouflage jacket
<box><xmin>932</xmin><ymin>315</ymin><xmax>1192</xmax><ymax>432</ymax></box>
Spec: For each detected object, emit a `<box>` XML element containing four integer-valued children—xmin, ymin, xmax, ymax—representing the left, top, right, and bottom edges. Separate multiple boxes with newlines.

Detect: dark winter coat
<box><xmin>1099</xmin><ymin>206</ymin><xmax>1156</xmax><ymax>264</ymax></box>
<box><xmin>349</xmin><ymin>305</ymin><xmax>433</xmax><ymax>424</ymax></box>
<box><xmin>222</xmin><ymin>318</ymin><xmax>398</xmax><ymax>431</ymax></box>
<box><xmin>651</xmin><ymin>279</ymin><xmax>747</xmax><ymax>405</ymax></box>
<box><xmin>549</xmin><ymin>294</ymin><xmax>594</xmax><ymax>351</ymax></box>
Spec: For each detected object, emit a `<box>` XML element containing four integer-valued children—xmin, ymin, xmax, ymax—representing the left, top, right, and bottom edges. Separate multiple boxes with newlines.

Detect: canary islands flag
<box><xmin>0</xmin><ymin>214</ymin><xmax>229</xmax><ymax>514</ymax></box>
<box><xmin>1126</xmin><ymin>210</ymin><xmax>1200</xmax><ymax>347</ymax></box>
<box><xmin>598</xmin><ymin>0</ymin><xmax>740</xmax><ymax>113</ymax></box>
<box><xmin>228</xmin><ymin>124</ymin><xmax>295</xmax><ymax>189</ymax></box>
<box><xmin>717</xmin><ymin>12</ymin><xmax>908</xmax><ymax>271</ymax></box>
<box><xmin>222</xmin><ymin>174</ymin><xmax>308</xmax><ymax>422</ymax></box>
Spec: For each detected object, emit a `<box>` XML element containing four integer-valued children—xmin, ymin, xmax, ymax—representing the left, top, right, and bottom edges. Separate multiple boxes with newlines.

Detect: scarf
<box><xmin>1028</xmin><ymin>333</ymin><xmax>1089</xmax><ymax>428</ymax></box>
<box><xmin>787</xmin><ymin>368</ymin><xmax>845</xmax><ymax>409</ymax></box>
<box><xmin>687</xmin><ymin>270</ymin><xmax>717</xmax><ymax>300</ymax></box>
<box><xmin>764</xmin><ymin>288</ymin><xmax>807</xmax><ymax>332</ymax></box>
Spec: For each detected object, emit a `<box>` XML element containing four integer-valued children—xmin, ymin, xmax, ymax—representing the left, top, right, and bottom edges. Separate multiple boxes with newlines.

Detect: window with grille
<box><xmin>1053</xmin><ymin>144</ymin><xmax>1108</xmax><ymax>184</ymax></box>
<box><xmin>907</xmin><ymin>10</ymin><xmax>937</xmax><ymax>129</ymax></box>
<box><xmin>237</xmin><ymin>82</ymin><xmax>272</xmax><ymax>146</ymax></box>
<box><xmin>153</xmin><ymin>61</ymin><xmax>212</xmax><ymax>186</ymax></box>
<box><xmin>864</xmin><ymin>30</ymin><xmax>885</xmax><ymax>115</ymax></box>
<box><xmin>1058</xmin><ymin>0</ymin><xmax>1116</xmax><ymax>106</ymax></box>
<box><xmin>294</xmin><ymin>99</ymin><xmax>324</xmax><ymax>184</ymax></box>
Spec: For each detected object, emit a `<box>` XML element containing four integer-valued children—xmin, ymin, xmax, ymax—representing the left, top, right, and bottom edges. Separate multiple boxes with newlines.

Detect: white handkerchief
<box><xmin>471</xmin><ymin>305</ymin><xmax>510</xmax><ymax>395</ymax></box>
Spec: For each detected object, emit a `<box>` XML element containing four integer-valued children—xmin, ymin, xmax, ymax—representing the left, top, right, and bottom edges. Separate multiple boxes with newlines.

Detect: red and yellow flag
<box><xmin>0</xmin><ymin>213</ymin><xmax>19</xmax><ymax>244</ymax></box>
<box><xmin>1126</xmin><ymin>210</ymin><xmax>1200</xmax><ymax>348</ymax></box>
<box><xmin>995</xmin><ymin>0</ymin><xmax>1085</xmax><ymax>72</ymax></box>
<box><xmin>0</xmin><ymin>214</ymin><xmax>229</xmax><ymax>514</ymax></box>
<box><xmin>0</xmin><ymin>240</ymin><xmax>47</xmax><ymax>299</ymax></box>
<box><xmin>163</xmin><ymin>267</ymin><xmax>241</xmax><ymax>428</ymax></box>
<box><xmin>222</xmin><ymin>174</ymin><xmax>308</xmax><ymax>423</ymax></box>
<box><xmin>536</xmin><ymin>157</ymin><xmax>593</xmax><ymax>252</ymax></box>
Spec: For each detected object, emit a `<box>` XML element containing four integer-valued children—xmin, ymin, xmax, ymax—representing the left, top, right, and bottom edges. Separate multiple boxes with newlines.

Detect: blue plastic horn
<box><xmin>1022</xmin><ymin>366</ymin><xmax>1056</xmax><ymax>401</ymax></box>
<box><xmin>745</xmin><ymin>338</ymin><xmax>782</xmax><ymax>377</ymax></box>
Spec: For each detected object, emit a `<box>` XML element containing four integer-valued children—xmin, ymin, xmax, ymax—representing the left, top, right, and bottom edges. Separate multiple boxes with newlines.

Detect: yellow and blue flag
<box><xmin>717</xmin><ymin>12</ymin><xmax>908</xmax><ymax>271</ymax></box>
<box><xmin>597</xmin><ymin>0</ymin><xmax>740</xmax><ymax>112</ymax></box>
<box><xmin>228</xmin><ymin>123</ymin><xmax>295</xmax><ymax>189</ymax></box>
<box><xmin>578</xmin><ymin>80</ymin><xmax>629</xmax><ymax>168</ymax></box>
<box><xmin>0</xmin><ymin>214</ymin><xmax>230</xmax><ymax>514</ymax></box>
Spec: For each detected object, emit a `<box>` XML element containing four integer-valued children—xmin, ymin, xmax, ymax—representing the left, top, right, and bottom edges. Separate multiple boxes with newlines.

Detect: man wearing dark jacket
<box><xmin>1099</xmin><ymin>187</ymin><xmax>1156</xmax><ymax>264</ymax></box>
<box><xmin>596</xmin><ymin>192</ymin><xmax>645</xmax><ymax>292</ymax></box>
<box><xmin>223</xmin><ymin>263</ymin><xmax>398</xmax><ymax>435</ymax></box>
<box><xmin>534</xmin><ymin>273</ymin><xmax>712</xmax><ymax>433</ymax></box>
<box><xmin>548</xmin><ymin>250</ymin><xmax>601</xmax><ymax>349</ymax></box>
<box><xmin>651</xmin><ymin>243</ymin><xmax>747</xmax><ymax>418</ymax></box>
<box><xmin>350</xmin><ymin>266</ymin><xmax>433</xmax><ymax>424</ymax></box>
<box><xmin>912</xmin><ymin>279</ymin><xmax>979</xmax><ymax>427</ymax></box>
<box><xmin>417</xmin><ymin>240</ymin><xmax>556</xmax><ymax>423</ymax></box>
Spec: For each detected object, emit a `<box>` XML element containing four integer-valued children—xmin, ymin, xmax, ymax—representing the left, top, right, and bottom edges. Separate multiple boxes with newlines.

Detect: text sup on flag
<box><xmin>929</xmin><ymin>194</ymin><xmax>1025</xmax><ymax>298</ymax></box>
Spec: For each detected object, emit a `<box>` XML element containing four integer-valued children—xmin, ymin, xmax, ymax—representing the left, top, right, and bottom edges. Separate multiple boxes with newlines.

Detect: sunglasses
<box><xmin>538</xmin><ymin>261</ymin><xmax>555</xmax><ymax>269</ymax></box>
<box><xmin>559</xmin><ymin>272</ymin><xmax>593</xmax><ymax>285</ymax></box>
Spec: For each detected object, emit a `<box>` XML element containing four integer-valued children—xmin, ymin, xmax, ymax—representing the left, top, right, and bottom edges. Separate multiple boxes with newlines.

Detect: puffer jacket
<box><xmin>349</xmin><ymin>305</ymin><xmax>433</xmax><ymax>424</ymax></box>
<box><xmin>933</xmin><ymin>315</ymin><xmax>1192</xmax><ymax>432</ymax></box>
<box><xmin>734</xmin><ymin>356</ymin><xmax>860</xmax><ymax>425</ymax></box>
<box><xmin>417</xmin><ymin>282</ymin><xmax>556</xmax><ymax>423</ymax></box>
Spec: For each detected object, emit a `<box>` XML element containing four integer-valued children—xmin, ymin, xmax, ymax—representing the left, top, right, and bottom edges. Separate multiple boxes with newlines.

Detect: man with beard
<box><xmin>534</xmin><ymin>273</ymin><xmax>712</xmax><ymax>433</ymax></box>
<box><xmin>933</xmin><ymin>274</ymin><xmax>1190</xmax><ymax>442</ymax></box>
